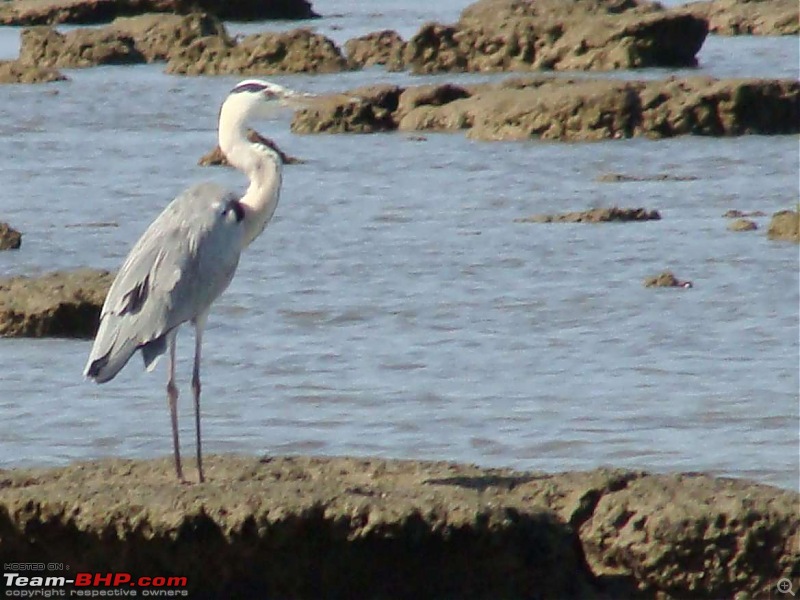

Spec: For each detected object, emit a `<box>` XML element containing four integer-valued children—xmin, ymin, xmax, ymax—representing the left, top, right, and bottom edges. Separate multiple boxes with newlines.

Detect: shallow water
<box><xmin>0</xmin><ymin>0</ymin><xmax>797</xmax><ymax>489</ymax></box>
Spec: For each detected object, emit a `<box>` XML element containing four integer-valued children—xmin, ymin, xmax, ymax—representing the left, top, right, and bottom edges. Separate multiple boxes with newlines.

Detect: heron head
<box><xmin>226</xmin><ymin>79</ymin><xmax>313</xmax><ymax>119</ymax></box>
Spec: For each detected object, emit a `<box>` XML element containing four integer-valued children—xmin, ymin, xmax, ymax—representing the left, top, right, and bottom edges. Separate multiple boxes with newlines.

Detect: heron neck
<box><xmin>218</xmin><ymin>112</ymin><xmax>283</xmax><ymax>248</ymax></box>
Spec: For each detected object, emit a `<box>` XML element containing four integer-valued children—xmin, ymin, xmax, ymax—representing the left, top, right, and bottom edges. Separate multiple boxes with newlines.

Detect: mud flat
<box><xmin>0</xmin><ymin>455</ymin><xmax>796</xmax><ymax>598</ymax></box>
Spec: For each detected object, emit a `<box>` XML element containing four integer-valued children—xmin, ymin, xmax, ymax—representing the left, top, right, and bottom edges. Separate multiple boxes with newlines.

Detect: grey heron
<box><xmin>84</xmin><ymin>79</ymin><xmax>304</xmax><ymax>483</ymax></box>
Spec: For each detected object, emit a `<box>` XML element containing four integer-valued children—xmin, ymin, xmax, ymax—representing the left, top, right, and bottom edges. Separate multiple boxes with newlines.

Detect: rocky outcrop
<box><xmin>0</xmin><ymin>60</ymin><xmax>67</xmax><ymax>83</ymax></box>
<box><xmin>18</xmin><ymin>13</ymin><xmax>226</xmax><ymax>68</ymax></box>
<box><xmin>292</xmin><ymin>77</ymin><xmax>800</xmax><ymax>141</ymax></box>
<box><xmin>166</xmin><ymin>28</ymin><xmax>349</xmax><ymax>75</ymax></box>
<box><xmin>0</xmin><ymin>222</ymin><xmax>22</xmax><ymax>249</ymax></box>
<box><xmin>727</xmin><ymin>218</ymin><xmax>758</xmax><ymax>231</ymax></box>
<box><xmin>515</xmin><ymin>207</ymin><xmax>661</xmax><ymax>223</ymax></box>
<box><xmin>597</xmin><ymin>172</ymin><xmax>698</xmax><ymax>182</ymax></box>
<box><xmin>18</xmin><ymin>14</ymin><xmax>346</xmax><ymax>73</ymax></box>
<box><xmin>644</xmin><ymin>271</ymin><xmax>693</xmax><ymax>288</ymax></box>
<box><xmin>109</xmin><ymin>12</ymin><xmax>227</xmax><ymax>62</ymax></box>
<box><xmin>293</xmin><ymin>85</ymin><xmax>402</xmax><ymax>134</ymax></box>
<box><xmin>579</xmin><ymin>472</ymin><xmax>797</xmax><ymax>597</ymax></box>
<box><xmin>723</xmin><ymin>209</ymin><xmax>766</xmax><ymax>218</ymax></box>
<box><xmin>344</xmin><ymin>0</ymin><xmax>707</xmax><ymax>74</ymax></box>
<box><xmin>679</xmin><ymin>0</ymin><xmax>798</xmax><ymax>35</ymax></box>
<box><xmin>344</xmin><ymin>30</ymin><xmax>406</xmax><ymax>70</ymax></box>
<box><xmin>0</xmin><ymin>0</ymin><xmax>318</xmax><ymax>26</ymax></box>
<box><xmin>199</xmin><ymin>130</ymin><xmax>302</xmax><ymax>166</ymax></box>
<box><xmin>0</xmin><ymin>456</ymin><xmax>795</xmax><ymax>599</ymax></box>
<box><xmin>19</xmin><ymin>25</ymin><xmax>144</xmax><ymax>67</ymax></box>
<box><xmin>0</xmin><ymin>269</ymin><xmax>112</xmax><ymax>338</ymax></box>
<box><xmin>767</xmin><ymin>210</ymin><xmax>800</xmax><ymax>243</ymax></box>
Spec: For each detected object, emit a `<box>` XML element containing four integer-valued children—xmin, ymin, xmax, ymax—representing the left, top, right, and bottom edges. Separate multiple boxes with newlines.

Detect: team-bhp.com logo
<box><xmin>3</xmin><ymin>566</ymin><xmax>188</xmax><ymax>597</ymax></box>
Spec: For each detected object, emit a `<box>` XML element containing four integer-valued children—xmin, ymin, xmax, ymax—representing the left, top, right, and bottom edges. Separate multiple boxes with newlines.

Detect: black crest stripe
<box><xmin>230</xmin><ymin>82</ymin><xmax>267</xmax><ymax>95</ymax></box>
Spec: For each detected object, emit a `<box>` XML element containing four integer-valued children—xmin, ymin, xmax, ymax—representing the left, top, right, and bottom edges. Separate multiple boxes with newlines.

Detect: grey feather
<box><xmin>85</xmin><ymin>182</ymin><xmax>245</xmax><ymax>383</ymax></box>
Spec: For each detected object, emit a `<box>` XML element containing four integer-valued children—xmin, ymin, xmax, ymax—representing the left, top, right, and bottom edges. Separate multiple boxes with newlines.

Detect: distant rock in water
<box><xmin>596</xmin><ymin>172</ymin><xmax>699</xmax><ymax>182</ymax></box>
<box><xmin>644</xmin><ymin>271</ymin><xmax>693</xmax><ymax>288</ymax></box>
<box><xmin>767</xmin><ymin>210</ymin><xmax>800</xmax><ymax>243</ymax></box>
<box><xmin>0</xmin><ymin>59</ymin><xmax>67</xmax><ymax>83</ymax></box>
<box><xmin>19</xmin><ymin>13</ymin><xmax>227</xmax><ymax>68</ymax></box>
<box><xmin>344</xmin><ymin>0</ymin><xmax>708</xmax><ymax>74</ymax></box>
<box><xmin>723</xmin><ymin>209</ymin><xmax>767</xmax><ymax>218</ymax></box>
<box><xmin>0</xmin><ymin>222</ymin><xmax>22</xmax><ymax>250</ymax></box>
<box><xmin>0</xmin><ymin>269</ymin><xmax>112</xmax><ymax>338</ymax></box>
<box><xmin>199</xmin><ymin>130</ymin><xmax>303</xmax><ymax>166</ymax></box>
<box><xmin>345</xmin><ymin>30</ymin><xmax>406</xmax><ymax>71</ymax></box>
<box><xmin>291</xmin><ymin>77</ymin><xmax>800</xmax><ymax>142</ymax></box>
<box><xmin>0</xmin><ymin>456</ymin><xmax>796</xmax><ymax>599</ymax></box>
<box><xmin>18</xmin><ymin>14</ymin><xmax>348</xmax><ymax>74</ymax></box>
<box><xmin>515</xmin><ymin>207</ymin><xmax>661</xmax><ymax>223</ymax></box>
<box><xmin>166</xmin><ymin>28</ymin><xmax>349</xmax><ymax>76</ymax></box>
<box><xmin>0</xmin><ymin>0</ymin><xmax>319</xmax><ymax>26</ymax></box>
<box><xmin>678</xmin><ymin>0</ymin><xmax>799</xmax><ymax>35</ymax></box>
<box><xmin>727</xmin><ymin>218</ymin><xmax>758</xmax><ymax>232</ymax></box>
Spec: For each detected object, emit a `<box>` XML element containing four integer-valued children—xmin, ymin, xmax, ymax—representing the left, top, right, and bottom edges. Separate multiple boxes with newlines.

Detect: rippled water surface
<box><xmin>0</xmin><ymin>0</ymin><xmax>797</xmax><ymax>489</ymax></box>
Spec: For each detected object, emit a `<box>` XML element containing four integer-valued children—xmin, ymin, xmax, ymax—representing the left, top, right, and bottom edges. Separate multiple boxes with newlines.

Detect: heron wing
<box><xmin>85</xmin><ymin>182</ymin><xmax>245</xmax><ymax>382</ymax></box>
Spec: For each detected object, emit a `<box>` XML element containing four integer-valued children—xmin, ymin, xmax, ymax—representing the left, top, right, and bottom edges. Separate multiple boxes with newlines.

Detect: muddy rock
<box><xmin>199</xmin><ymin>130</ymin><xmax>302</xmax><ymax>166</ymax></box>
<box><xmin>110</xmin><ymin>12</ymin><xmax>228</xmax><ymax>62</ymax></box>
<box><xmin>292</xmin><ymin>85</ymin><xmax>402</xmax><ymax>134</ymax></box>
<box><xmin>344</xmin><ymin>29</ymin><xmax>406</xmax><ymax>70</ymax></box>
<box><xmin>166</xmin><ymin>28</ymin><xmax>348</xmax><ymax>75</ymax></box>
<box><xmin>396</xmin><ymin>0</ymin><xmax>707</xmax><ymax>74</ymax></box>
<box><xmin>19</xmin><ymin>25</ymin><xmax>144</xmax><ymax>68</ymax></box>
<box><xmin>638</xmin><ymin>77</ymin><xmax>800</xmax><ymax>138</ymax></box>
<box><xmin>679</xmin><ymin>0</ymin><xmax>798</xmax><ymax>35</ymax></box>
<box><xmin>767</xmin><ymin>210</ymin><xmax>800</xmax><ymax>243</ymax></box>
<box><xmin>18</xmin><ymin>13</ymin><xmax>226</xmax><ymax>68</ymax></box>
<box><xmin>597</xmin><ymin>172</ymin><xmax>698</xmax><ymax>182</ymax></box>
<box><xmin>580</xmin><ymin>473</ymin><xmax>799</xmax><ymax>597</ymax></box>
<box><xmin>293</xmin><ymin>77</ymin><xmax>800</xmax><ymax>142</ymax></box>
<box><xmin>397</xmin><ymin>83</ymin><xmax>472</xmax><ymax>116</ymax></box>
<box><xmin>0</xmin><ymin>456</ymin><xmax>796</xmax><ymax>599</ymax></box>
<box><xmin>727</xmin><ymin>218</ymin><xmax>758</xmax><ymax>232</ymax></box>
<box><xmin>515</xmin><ymin>207</ymin><xmax>661</xmax><ymax>223</ymax></box>
<box><xmin>162</xmin><ymin>34</ymin><xmax>235</xmax><ymax>75</ymax></box>
<box><xmin>0</xmin><ymin>60</ymin><xmax>67</xmax><ymax>83</ymax></box>
<box><xmin>0</xmin><ymin>269</ymin><xmax>112</xmax><ymax>338</ymax></box>
<box><xmin>0</xmin><ymin>222</ymin><xmax>22</xmax><ymax>250</ymax></box>
<box><xmin>644</xmin><ymin>271</ymin><xmax>693</xmax><ymax>288</ymax></box>
<box><xmin>0</xmin><ymin>0</ymin><xmax>318</xmax><ymax>26</ymax></box>
<box><xmin>723</xmin><ymin>209</ymin><xmax>767</xmax><ymax>218</ymax></box>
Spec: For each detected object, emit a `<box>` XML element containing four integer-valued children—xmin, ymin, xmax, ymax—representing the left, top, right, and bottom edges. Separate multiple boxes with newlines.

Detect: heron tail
<box><xmin>85</xmin><ymin>323</ymin><xmax>169</xmax><ymax>383</ymax></box>
<box><xmin>84</xmin><ymin>315</ymin><xmax>139</xmax><ymax>383</ymax></box>
<box><xmin>84</xmin><ymin>342</ymin><xmax>137</xmax><ymax>383</ymax></box>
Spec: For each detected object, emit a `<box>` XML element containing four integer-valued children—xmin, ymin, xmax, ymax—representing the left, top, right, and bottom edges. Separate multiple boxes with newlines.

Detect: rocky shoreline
<box><xmin>291</xmin><ymin>77</ymin><xmax>800</xmax><ymax>141</ymax></box>
<box><xmin>0</xmin><ymin>0</ymin><xmax>318</xmax><ymax>25</ymax></box>
<box><xmin>0</xmin><ymin>455</ymin><xmax>796</xmax><ymax>599</ymax></box>
<box><xmin>0</xmin><ymin>221</ymin><xmax>22</xmax><ymax>249</ymax></box>
<box><xmin>679</xmin><ymin>0</ymin><xmax>799</xmax><ymax>35</ymax></box>
<box><xmin>0</xmin><ymin>269</ymin><xmax>112</xmax><ymax>338</ymax></box>
<box><xmin>0</xmin><ymin>0</ymin><xmax>795</xmax><ymax>85</ymax></box>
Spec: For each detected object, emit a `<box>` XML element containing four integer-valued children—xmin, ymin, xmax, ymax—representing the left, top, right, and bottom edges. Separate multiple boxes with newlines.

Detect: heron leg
<box><xmin>192</xmin><ymin>314</ymin><xmax>208</xmax><ymax>483</ymax></box>
<box><xmin>166</xmin><ymin>331</ymin><xmax>184</xmax><ymax>482</ymax></box>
